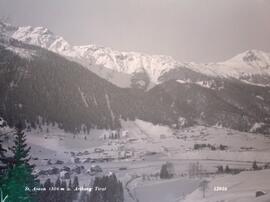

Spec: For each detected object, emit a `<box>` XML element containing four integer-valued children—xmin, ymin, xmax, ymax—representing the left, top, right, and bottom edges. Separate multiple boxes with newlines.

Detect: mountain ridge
<box><xmin>1</xmin><ymin>35</ymin><xmax>270</xmax><ymax>134</ymax></box>
<box><xmin>1</xmin><ymin>21</ymin><xmax>270</xmax><ymax>88</ymax></box>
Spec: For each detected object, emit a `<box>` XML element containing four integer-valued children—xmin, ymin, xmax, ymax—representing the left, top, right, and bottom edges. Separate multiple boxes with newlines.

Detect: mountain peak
<box><xmin>227</xmin><ymin>49</ymin><xmax>270</xmax><ymax>64</ymax></box>
<box><xmin>0</xmin><ymin>21</ymin><xmax>17</xmax><ymax>35</ymax></box>
<box><xmin>242</xmin><ymin>49</ymin><xmax>268</xmax><ymax>62</ymax></box>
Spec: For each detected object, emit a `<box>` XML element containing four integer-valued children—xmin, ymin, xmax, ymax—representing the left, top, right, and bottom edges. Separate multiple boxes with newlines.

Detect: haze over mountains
<box><xmin>1</xmin><ymin>21</ymin><xmax>270</xmax><ymax>134</ymax></box>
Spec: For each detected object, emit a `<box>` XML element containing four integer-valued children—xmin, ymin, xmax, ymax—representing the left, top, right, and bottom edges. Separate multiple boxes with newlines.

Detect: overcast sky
<box><xmin>0</xmin><ymin>0</ymin><xmax>270</xmax><ymax>62</ymax></box>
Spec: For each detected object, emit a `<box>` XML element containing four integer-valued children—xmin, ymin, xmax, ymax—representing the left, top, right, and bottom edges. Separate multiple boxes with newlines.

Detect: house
<box><xmin>55</xmin><ymin>160</ymin><xmax>64</xmax><ymax>165</ymax></box>
<box><xmin>125</xmin><ymin>150</ymin><xmax>133</xmax><ymax>158</ymax></box>
<box><xmin>61</xmin><ymin>166</ymin><xmax>71</xmax><ymax>172</ymax></box>
<box><xmin>118</xmin><ymin>150</ymin><xmax>134</xmax><ymax>159</ymax></box>
<box><xmin>47</xmin><ymin>167</ymin><xmax>60</xmax><ymax>175</ymax></box>
<box><xmin>81</xmin><ymin>158</ymin><xmax>91</xmax><ymax>163</ymax></box>
<box><xmin>72</xmin><ymin>166</ymin><xmax>84</xmax><ymax>174</ymax></box>
<box><xmin>60</xmin><ymin>171</ymin><xmax>70</xmax><ymax>179</ymax></box>
<box><xmin>94</xmin><ymin>148</ymin><xmax>104</xmax><ymax>153</ymax></box>
<box><xmin>121</xmin><ymin>130</ymin><xmax>129</xmax><ymax>138</ymax></box>
<box><xmin>71</xmin><ymin>157</ymin><xmax>80</xmax><ymax>164</ymax></box>
<box><xmin>82</xmin><ymin>150</ymin><xmax>90</xmax><ymax>155</ymax></box>
<box><xmin>127</xmin><ymin>138</ymin><xmax>138</xmax><ymax>143</ymax></box>
<box><xmin>90</xmin><ymin>165</ymin><xmax>103</xmax><ymax>173</ymax></box>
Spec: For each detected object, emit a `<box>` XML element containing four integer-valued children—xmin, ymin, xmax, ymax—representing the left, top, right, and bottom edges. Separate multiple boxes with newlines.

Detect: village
<box><xmin>13</xmin><ymin>119</ymin><xmax>269</xmax><ymax>202</ymax></box>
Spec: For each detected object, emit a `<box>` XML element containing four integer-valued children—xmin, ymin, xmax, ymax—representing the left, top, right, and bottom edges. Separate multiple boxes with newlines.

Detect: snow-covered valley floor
<box><xmin>3</xmin><ymin>119</ymin><xmax>269</xmax><ymax>202</ymax></box>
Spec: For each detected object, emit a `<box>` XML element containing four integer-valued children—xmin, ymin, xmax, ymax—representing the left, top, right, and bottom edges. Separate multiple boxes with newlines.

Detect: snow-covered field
<box><xmin>2</xmin><ymin>119</ymin><xmax>270</xmax><ymax>202</ymax></box>
<box><xmin>183</xmin><ymin>169</ymin><xmax>270</xmax><ymax>202</ymax></box>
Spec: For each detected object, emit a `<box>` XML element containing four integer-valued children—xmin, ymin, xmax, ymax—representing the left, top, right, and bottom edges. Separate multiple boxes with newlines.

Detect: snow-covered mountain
<box><xmin>186</xmin><ymin>49</ymin><xmax>270</xmax><ymax>85</ymax></box>
<box><xmin>1</xmin><ymin>21</ymin><xmax>270</xmax><ymax>88</ymax></box>
<box><xmin>0</xmin><ymin>22</ymin><xmax>133</xmax><ymax>88</ymax></box>
<box><xmin>1</xmin><ymin>32</ymin><xmax>270</xmax><ymax>133</ymax></box>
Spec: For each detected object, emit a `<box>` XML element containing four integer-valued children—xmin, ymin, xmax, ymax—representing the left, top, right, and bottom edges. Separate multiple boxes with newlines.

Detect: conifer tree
<box><xmin>67</xmin><ymin>179</ymin><xmax>73</xmax><ymax>202</ymax></box>
<box><xmin>0</xmin><ymin>137</ymin><xmax>6</xmax><ymax>158</ymax></box>
<box><xmin>0</xmin><ymin>135</ymin><xmax>7</xmax><ymax>183</ymax></box>
<box><xmin>160</xmin><ymin>164</ymin><xmax>170</xmax><ymax>179</ymax></box>
<box><xmin>0</xmin><ymin>123</ymin><xmax>7</xmax><ymax>173</ymax></box>
<box><xmin>2</xmin><ymin>123</ymin><xmax>37</xmax><ymax>202</ymax></box>
<box><xmin>44</xmin><ymin>178</ymin><xmax>52</xmax><ymax>190</ymax></box>
<box><xmin>39</xmin><ymin>178</ymin><xmax>53</xmax><ymax>202</ymax></box>
<box><xmin>252</xmin><ymin>161</ymin><xmax>259</xmax><ymax>170</ymax></box>
<box><xmin>72</xmin><ymin>176</ymin><xmax>79</xmax><ymax>200</ymax></box>
<box><xmin>5</xmin><ymin>164</ymin><xmax>33</xmax><ymax>202</ymax></box>
<box><xmin>90</xmin><ymin>174</ymin><xmax>124</xmax><ymax>202</ymax></box>
<box><xmin>225</xmin><ymin>165</ymin><xmax>230</xmax><ymax>173</ymax></box>
<box><xmin>79</xmin><ymin>190</ymin><xmax>90</xmax><ymax>202</ymax></box>
<box><xmin>8</xmin><ymin>123</ymin><xmax>33</xmax><ymax>169</ymax></box>
<box><xmin>0</xmin><ymin>123</ymin><xmax>9</xmax><ymax>195</ymax></box>
<box><xmin>54</xmin><ymin>177</ymin><xmax>61</xmax><ymax>202</ymax></box>
<box><xmin>60</xmin><ymin>180</ymin><xmax>67</xmax><ymax>202</ymax></box>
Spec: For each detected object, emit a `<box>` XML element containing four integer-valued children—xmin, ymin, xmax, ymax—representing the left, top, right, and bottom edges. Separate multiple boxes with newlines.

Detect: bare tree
<box><xmin>188</xmin><ymin>162</ymin><xmax>203</xmax><ymax>177</ymax></box>
<box><xmin>199</xmin><ymin>180</ymin><xmax>209</xmax><ymax>198</ymax></box>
